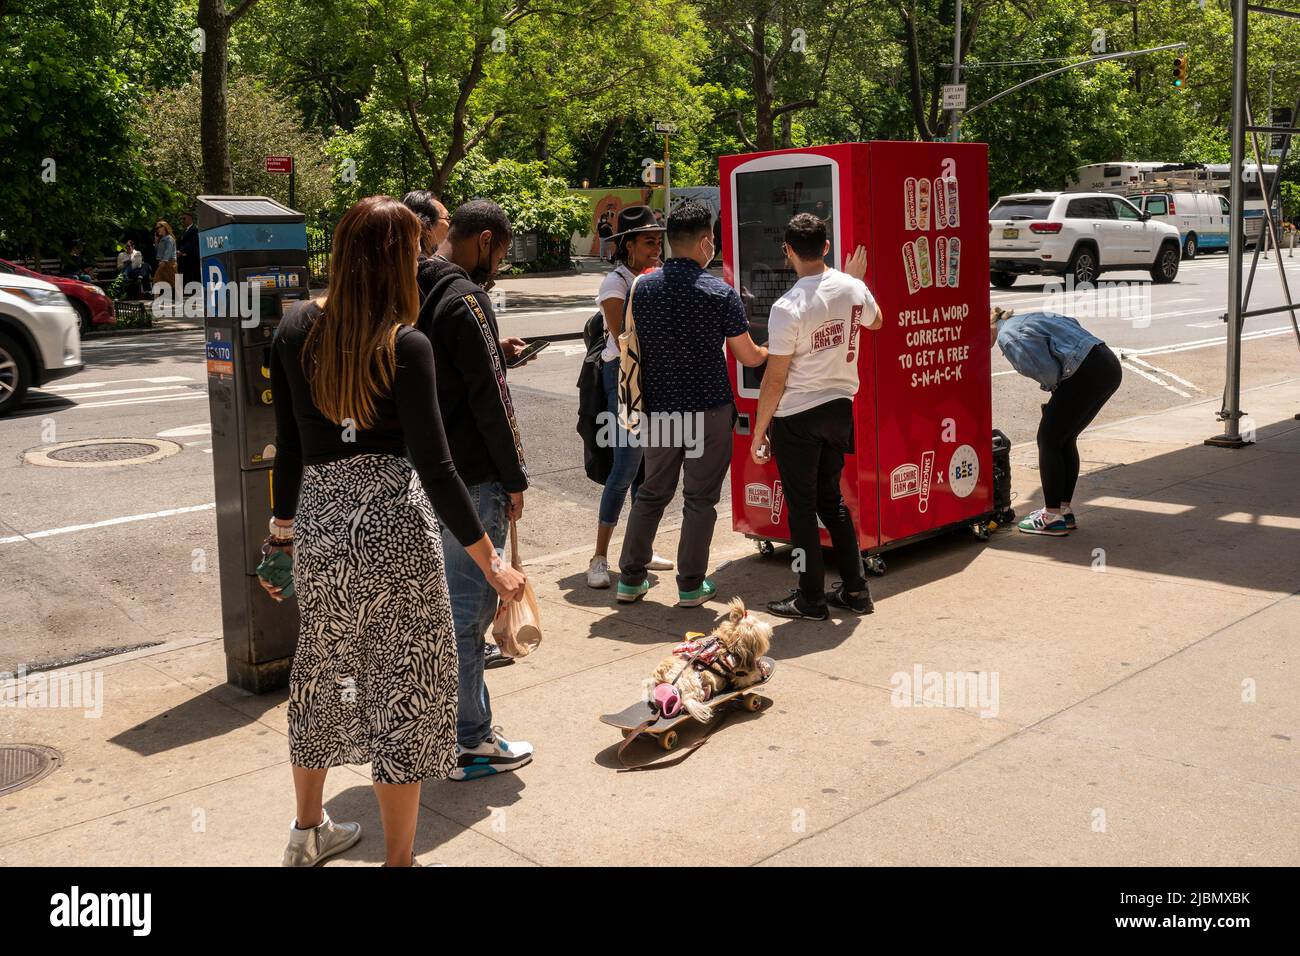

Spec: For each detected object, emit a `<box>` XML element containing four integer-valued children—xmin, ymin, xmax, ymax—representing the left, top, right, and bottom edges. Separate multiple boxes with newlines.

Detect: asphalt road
<box><xmin>3</xmin><ymin>252</ymin><xmax>1298</xmax><ymax>671</ymax></box>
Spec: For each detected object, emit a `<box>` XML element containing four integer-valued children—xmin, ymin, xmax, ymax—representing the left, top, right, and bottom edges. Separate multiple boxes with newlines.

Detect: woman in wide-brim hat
<box><xmin>586</xmin><ymin>205</ymin><xmax>674</xmax><ymax>588</ymax></box>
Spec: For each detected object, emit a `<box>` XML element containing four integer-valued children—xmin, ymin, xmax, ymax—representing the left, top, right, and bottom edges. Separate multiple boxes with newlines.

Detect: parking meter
<box><xmin>198</xmin><ymin>196</ymin><xmax>310</xmax><ymax>693</ymax></box>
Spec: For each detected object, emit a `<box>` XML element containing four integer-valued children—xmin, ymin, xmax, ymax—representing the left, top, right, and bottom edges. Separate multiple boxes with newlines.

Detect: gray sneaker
<box><xmin>281</xmin><ymin>810</ymin><xmax>362</xmax><ymax>867</ymax></box>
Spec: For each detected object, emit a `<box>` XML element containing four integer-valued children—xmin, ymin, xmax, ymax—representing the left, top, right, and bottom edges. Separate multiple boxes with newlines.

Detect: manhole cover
<box><xmin>24</xmin><ymin>438</ymin><xmax>181</xmax><ymax>469</ymax></box>
<box><xmin>0</xmin><ymin>744</ymin><xmax>62</xmax><ymax>796</ymax></box>
<box><xmin>49</xmin><ymin>442</ymin><xmax>160</xmax><ymax>463</ymax></box>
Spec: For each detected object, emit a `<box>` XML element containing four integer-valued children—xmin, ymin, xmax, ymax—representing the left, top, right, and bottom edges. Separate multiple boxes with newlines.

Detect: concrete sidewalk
<box><xmin>3</xmin><ymin>379</ymin><xmax>1298</xmax><ymax>866</ymax></box>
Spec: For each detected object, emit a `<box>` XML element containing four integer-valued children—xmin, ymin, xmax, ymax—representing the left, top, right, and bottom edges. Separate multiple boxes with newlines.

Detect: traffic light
<box><xmin>1173</xmin><ymin>54</ymin><xmax>1189</xmax><ymax>87</ymax></box>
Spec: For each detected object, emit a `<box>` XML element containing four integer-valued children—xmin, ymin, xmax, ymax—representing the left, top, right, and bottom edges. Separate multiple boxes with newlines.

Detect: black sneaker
<box><xmin>826</xmin><ymin>582</ymin><xmax>874</xmax><ymax>615</ymax></box>
<box><xmin>483</xmin><ymin>643</ymin><xmax>513</xmax><ymax>669</ymax></box>
<box><xmin>766</xmin><ymin>589</ymin><xmax>829</xmax><ymax>621</ymax></box>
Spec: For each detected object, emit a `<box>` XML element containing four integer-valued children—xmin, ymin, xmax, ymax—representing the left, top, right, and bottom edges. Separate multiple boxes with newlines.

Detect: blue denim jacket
<box><xmin>995</xmin><ymin>311</ymin><xmax>1103</xmax><ymax>392</ymax></box>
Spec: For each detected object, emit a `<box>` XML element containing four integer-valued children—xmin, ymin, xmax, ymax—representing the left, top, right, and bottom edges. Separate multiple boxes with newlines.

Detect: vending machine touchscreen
<box><xmin>731</xmin><ymin>158</ymin><xmax>838</xmax><ymax>394</ymax></box>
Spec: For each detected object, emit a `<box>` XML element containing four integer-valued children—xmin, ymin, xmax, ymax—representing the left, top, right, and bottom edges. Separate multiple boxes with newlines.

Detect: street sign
<box><xmin>653</xmin><ymin>120</ymin><xmax>678</xmax><ymax>135</ymax></box>
<box><xmin>265</xmin><ymin>155</ymin><xmax>294</xmax><ymax>174</ymax></box>
<box><xmin>942</xmin><ymin>84</ymin><xmax>967</xmax><ymax>110</ymax></box>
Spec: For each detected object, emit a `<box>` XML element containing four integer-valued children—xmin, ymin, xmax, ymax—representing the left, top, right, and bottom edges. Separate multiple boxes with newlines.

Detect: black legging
<box><xmin>1037</xmin><ymin>344</ymin><xmax>1122</xmax><ymax>509</ymax></box>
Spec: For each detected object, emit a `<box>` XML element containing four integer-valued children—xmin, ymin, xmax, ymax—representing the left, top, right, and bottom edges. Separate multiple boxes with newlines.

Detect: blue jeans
<box><xmin>438</xmin><ymin>481</ymin><xmax>509</xmax><ymax>748</ymax></box>
<box><xmin>598</xmin><ymin>359</ymin><xmax>643</xmax><ymax>526</ymax></box>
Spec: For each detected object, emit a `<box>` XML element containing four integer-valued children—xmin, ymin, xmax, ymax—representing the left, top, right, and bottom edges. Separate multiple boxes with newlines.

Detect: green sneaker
<box><xmin>1018</xmin><ymin>509</ymin><xmax>1069</xmax><ymax>536</ymax></box>
<box><xmin>616</xmin><ymin>579</ymin><xmax>650</xmax><ymax>603</ymax></box>
<box><xmin>676</xmin><ymin>579</ymin><xmax>717</xmax><ymax>608</ymax></box>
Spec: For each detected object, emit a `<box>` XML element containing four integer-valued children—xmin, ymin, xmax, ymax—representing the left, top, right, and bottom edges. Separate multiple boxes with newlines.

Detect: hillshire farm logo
<box><xmin>50</xmin><ymin>886</ymin><xmax>151</xmax><ymax>936</ymax></box>
<box><xmin>890</xmin><ymin>463</ymin><xmax>919</xmax><ymax>500</ymax></box>
<box><xmin>810</xmin><ymin>319</ymin><xmax>845</xmax><ymax>353</ymax></box>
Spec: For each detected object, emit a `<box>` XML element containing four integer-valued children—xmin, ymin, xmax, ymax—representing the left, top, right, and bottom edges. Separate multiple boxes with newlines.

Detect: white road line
<box><xmin>47</xmin><ymin>376</ymin><xmax>194</xmax><ymax>391</ymax></box>
<box><xmin>0</xmin><ymin>503</ymin><xmax>216</xmax><ymax>546</ymax></box>
<box><xmin>47</xmin><ymin>385</ymin><xmax>193</xmax><ymax>401</ymax></box>
<box><xmin>1121</xmin><ymin>326</ymin><xmax>1293</xmax><ymax>357</ymax></box>
<box><xmin>1120</xmin><ymin>359</ymin><xmax>1191</xmax><ymax>398</ymax></box>
<box><xmin>71</xmin><ymin>393</ymin><xmax>208</xmax><ymax>410</ymax></box>
<box><xmin>1127</xmin><ymin>355</ymin><xmax>1200</xmax><ymax>391</ymax></box>
<box><xmin>157</xmin><ymin>423</ymin><xmax>211</xmax><ymax>438</ymax></box>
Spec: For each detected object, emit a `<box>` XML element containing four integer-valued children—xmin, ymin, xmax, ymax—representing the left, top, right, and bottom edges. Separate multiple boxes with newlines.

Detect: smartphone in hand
<box><xmin>506</xmin><ymin>339</ymin><xmax>550</xmax><ymax>368</ymax></box>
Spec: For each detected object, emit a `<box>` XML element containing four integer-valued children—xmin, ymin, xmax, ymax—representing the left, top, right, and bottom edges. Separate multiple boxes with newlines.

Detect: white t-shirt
<box><xmin>595</xmin><ymin>264</ymin><xmax>636</xmax><ymax>362</ymax></box>
<box><xmin>766</xmin><ymin>268</ymin><xmax>876</xmax><ymax>417</ymax></box>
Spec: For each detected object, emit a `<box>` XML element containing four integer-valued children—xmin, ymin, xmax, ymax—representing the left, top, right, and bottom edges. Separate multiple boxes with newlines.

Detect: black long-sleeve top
<box><xmin>269</xmin><ymin>300</ymin><xmax>486</xmax><ymax>547</ymax></box>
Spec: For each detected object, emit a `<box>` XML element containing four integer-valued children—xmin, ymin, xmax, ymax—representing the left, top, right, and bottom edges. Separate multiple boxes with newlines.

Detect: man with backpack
<box><xmin>415</xmin><ymin>199</ymin><xmax>534</xmax><ymax>780</ymax></box>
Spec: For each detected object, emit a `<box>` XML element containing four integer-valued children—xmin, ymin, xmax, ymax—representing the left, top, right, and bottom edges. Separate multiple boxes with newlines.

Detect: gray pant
<box><xmin>619</xmin><ymin>403</ymin><xmax>734</xmax><ymax>592</ymax></box>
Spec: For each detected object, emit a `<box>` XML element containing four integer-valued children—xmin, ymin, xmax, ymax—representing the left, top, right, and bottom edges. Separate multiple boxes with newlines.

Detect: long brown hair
<box><xmin>303</xmin><ymin>196</ymin><xmax>421</xmax><ymax>429</ymax></box>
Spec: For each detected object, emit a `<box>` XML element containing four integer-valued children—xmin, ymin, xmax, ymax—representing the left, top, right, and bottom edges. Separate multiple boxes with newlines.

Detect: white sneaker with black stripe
<box><xmin>450</xmin><ymin>729</ymin><xmax>533</xmax><ymax>781</ymax></box>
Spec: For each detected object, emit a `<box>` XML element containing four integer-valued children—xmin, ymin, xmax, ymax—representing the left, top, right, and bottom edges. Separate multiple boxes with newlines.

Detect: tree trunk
<box><xmin>198</xmin><ymin>0</ymin><xmax>233</xmax><ymax>194</ymax></box>
<box><xmin>584</xmin><ymin>117</ymin><xmax>621</xmax><ymax>185</ymax></box>
<box><xmin>751</xmin><ymin>15</ymin><xmax>776</xmax><ymax>151</ymax></box>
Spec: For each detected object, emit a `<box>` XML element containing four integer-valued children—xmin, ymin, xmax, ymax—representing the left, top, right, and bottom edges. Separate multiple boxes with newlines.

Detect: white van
<box><xmin>1131</xmin><ymin>191</ymin><xmax>1230</xmax><ymax>259</ymax></box>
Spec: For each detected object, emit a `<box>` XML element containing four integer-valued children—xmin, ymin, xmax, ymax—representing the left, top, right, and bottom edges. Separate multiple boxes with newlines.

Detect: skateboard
<box><xmin>600</xmin><ymin>657</ymin><xmax>775</xmax><ymax>752</ymax></box>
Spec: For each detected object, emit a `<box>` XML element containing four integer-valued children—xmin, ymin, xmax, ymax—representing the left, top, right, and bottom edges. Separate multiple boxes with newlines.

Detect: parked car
<box><xmin>1130</xmin><ymin>191</ymin><xmax>1230</xmax><ymax>259</ymax></box>
<box><xmin>0</xmin><ymin>259</ymin><xmax>114</xmax><ymax>334</ymax></box>
<box><xmin>988</xmin><ymin>191</ymin><xmax>1183</xmax><ymax>288</ymax></box>
<box><xmin>0</xmin><ymin>272</ymin><xmax>83</xmax><ymax>416</ymax></box>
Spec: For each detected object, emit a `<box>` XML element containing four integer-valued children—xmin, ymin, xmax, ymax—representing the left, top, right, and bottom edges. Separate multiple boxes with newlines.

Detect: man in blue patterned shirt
<box><xmin>616</xmin><ymin>200</ymin><xmax>768</xmax><ymax>607</ymax></box>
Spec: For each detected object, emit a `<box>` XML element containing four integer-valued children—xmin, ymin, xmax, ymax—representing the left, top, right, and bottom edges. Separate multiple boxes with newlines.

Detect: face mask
<box><xmin>469</xmin><ymin>239</ymin><xmax>495</xmax><ymax>286</ymax></box>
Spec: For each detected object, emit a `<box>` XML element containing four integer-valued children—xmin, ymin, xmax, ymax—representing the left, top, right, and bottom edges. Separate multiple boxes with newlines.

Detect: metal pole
<box><xmin>289</xmin><ymin>156</ymin><xmax>296</xmax><ymax>212</ymax></box>
<box><xmin>1208</xmin><ymin>0</ymin><xmax>1249</xmax><ymax>447</ymax></box>
<box><xmin>950</xmin><ymin>0</ymin><xmax>963</xmax><ymax>142</ymax></box>
<box><xmin>662</xmin><ymin>134</ymin><xmax>671</xmax><ymax>257</ymax></box>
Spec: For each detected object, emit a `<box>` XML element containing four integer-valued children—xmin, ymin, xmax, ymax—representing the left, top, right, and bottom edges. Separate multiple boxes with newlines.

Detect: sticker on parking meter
<box><xmin>949</xmin><ymin>443</ymin><xmax>978</xmax><ymax>498</ymax></box>
<box><xmin>206</xmin><ymin>338</ymin><xmax>233</xmax><ymax>378</ymax></box>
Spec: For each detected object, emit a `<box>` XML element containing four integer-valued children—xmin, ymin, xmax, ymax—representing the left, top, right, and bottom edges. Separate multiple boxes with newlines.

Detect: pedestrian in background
<box><xmin>597</xmin><ymin>211</ymin><xmax>614</xmax><ymax>259</ymax></box>
<box><xmin>401</xmin><ymin>190</ymin><xmax>451</xmax><ymax>257</ymax></box>
<box><xmin>153</xmin><ymin>220</ymin><xmax>176</xmax><ymax>290</ymax></box>
<box><xmin>616</xmin><ymin>199</ymin><xmax>767</xmax><ymax>608</ymax></box>
<box><xmin>585</xmin><ymin>205</ymin><xmax>674</xmax><ymax>589</ymax></box>
<box><xmin>990</xmin><ymin>308</ymin><xmax>1122</xmax><ymax>536</ymax></box>
<box><xmin>264</xmin><ymin>195</ymin><xmax>524</xmax><ymax>867</ymax></box>
<box><xmin>178</xmin><ymin>212</ymin><xmax>199</xmax><ymax>290</ymax></box>
<box><xmin>750</xmin><ymin>214</ymin><xmax>878</xmax><ymax>620</ymax></box>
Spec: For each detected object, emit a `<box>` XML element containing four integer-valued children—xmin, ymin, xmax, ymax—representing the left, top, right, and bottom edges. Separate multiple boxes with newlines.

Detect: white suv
<box><xmin>989</xmin><ymin>191</ymin><xmax>1183</xmax><ymax>288</ymax></box>
<box><xmin>0</xmin><ymin>272</ymin><xmax>83</xmax><ymax>416</ymax></box>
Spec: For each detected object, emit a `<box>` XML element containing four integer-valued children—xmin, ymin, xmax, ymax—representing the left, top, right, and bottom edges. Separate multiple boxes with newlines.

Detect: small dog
<box><xmin>650</xmin><ymin>598</ymin><xmax>773</xmax><ymax>722</ymax></box>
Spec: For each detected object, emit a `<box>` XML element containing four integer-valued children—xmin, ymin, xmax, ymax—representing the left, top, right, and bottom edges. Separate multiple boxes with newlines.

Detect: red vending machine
<box><xmin>720</xmin><ymin>141</ymin><xmax>993</xmax><ymax>570</ymax></box>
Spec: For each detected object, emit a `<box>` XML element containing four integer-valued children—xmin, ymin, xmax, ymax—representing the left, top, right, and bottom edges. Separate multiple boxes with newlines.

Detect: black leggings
<box><xmin>1037</xmin><ymin>344</ymin><xmax>1122</xmax><ymax>509</ymax></box>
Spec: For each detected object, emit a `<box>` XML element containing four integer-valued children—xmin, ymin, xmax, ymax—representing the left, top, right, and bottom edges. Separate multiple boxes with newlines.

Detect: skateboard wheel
<box><xmin>659</xmin><ymin>730</ymin><xmax>679</xmax><ymax>751</ymax></box>
<box><xmin>742</xmin><ymin>693</ymin><xmax>762</xmax><ymax>712</ymax></box>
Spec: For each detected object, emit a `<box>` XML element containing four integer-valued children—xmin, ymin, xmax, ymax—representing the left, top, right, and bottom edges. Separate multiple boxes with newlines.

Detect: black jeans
<box><xmin>771</xmin><ymin>398</ymin><xmax>866</xmax><ymax>605</ymax></box>
<box><xmin>1038</xmin><ymin>344</ymin><xmax>1122</xmax><ymax>509</ymax></box>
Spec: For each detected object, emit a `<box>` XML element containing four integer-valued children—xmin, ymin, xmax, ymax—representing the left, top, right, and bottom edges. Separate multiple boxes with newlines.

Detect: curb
<box><xmin>82</xmin><ymin>323</ymin><xmax>203</xmax><ymax>340</ymax></box>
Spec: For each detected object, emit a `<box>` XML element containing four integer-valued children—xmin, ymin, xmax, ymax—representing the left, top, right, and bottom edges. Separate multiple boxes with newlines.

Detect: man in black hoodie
<box><xmin>416</xmin><ymin>199</ymin><xmax>533</xmax><ymax>781</ymax></box>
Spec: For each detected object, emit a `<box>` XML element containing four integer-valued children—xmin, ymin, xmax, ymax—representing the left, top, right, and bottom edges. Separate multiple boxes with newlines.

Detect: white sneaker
<box><xmin>450</xmin><ymin>730</ymin><xmax>534</xmax><ymax>781</ymax></box>
<box><xmin>281</xmin><ymin>810</ymin><xmax>362</xmax><ymax>867</ymax></box>
<box><xmin>587</xmin><ymin>555</ymin><xmax>611</xmax><ymax>588</ymax></box>
<box><xmin>647</xmin><ymin>553</ymin><xmax>675</xmax><ymax>571</ymax></box>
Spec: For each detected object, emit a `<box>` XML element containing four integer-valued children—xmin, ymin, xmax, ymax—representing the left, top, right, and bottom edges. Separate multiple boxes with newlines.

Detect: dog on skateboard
<box><xmin>650</xmin><ymin>598</ymin><xmax>773</xmax><ymax>722</ymax></box>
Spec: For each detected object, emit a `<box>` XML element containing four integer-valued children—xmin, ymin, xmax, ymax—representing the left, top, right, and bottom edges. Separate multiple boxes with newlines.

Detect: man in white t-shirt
<box><xmin>751</xmin><ymin>212</ymin><xmax>881</xmax><ymax>620</ymax></box>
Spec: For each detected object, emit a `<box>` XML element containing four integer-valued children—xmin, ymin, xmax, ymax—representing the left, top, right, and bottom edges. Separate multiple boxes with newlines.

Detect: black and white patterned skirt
<box><xmin>288</xmin><ymin>453</ymin><xmax>458</xmax><ymax>784</ymax></box>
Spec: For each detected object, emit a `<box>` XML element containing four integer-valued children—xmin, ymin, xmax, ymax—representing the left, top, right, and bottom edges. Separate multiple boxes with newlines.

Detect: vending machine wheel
<box><xmin>755</xmin><ymin>539</ymin><xmax>776</xmax><ymax>558</ymax></box>
<box><xmin>864</xmin><ymin>554</ymin><xmax>887</xmax><ymax>576</ymax></box>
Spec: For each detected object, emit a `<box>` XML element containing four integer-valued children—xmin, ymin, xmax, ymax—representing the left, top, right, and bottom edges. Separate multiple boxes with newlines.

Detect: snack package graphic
<box><xmin>902</xmin><ymin>240</ymin><xmax>921</xmax><ymax>294</ymax></box>
<box><xmin>935</xmin><ymin>235</ymin><xmax>949</xmax><ymax>288</ymax></box>
<box><xmin>946</xmin><ymin>177</ymin><xmax>960</xmax><ymax>227</ymax></box>
<box><xmin>904</xmin><ymin>177</ymin><xmax>918</xmax><ymax>231</ymax></box>
<box><xmin>915</xmin><ymin>235</ymin><xmax>933</xmax><ymax>288</ymax></box>
<box><xmin>934</xmin><ymin>177</ymin><xmax>949</xmax><ymax>229</ymax></box>
<box><xmin>947</xmin><ymin>236</ymin><xmax>961</xmax><ymax>287</ymax></box>
<box><xmin>917</xmin><ymin>177</ymin><xmax>932</xmax><ymax>231</ymax></box>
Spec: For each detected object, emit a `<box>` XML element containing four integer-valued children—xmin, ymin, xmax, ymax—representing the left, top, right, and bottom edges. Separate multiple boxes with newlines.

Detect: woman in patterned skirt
<box><xmin>262</xmin><ymin>196</ymin><xmax>526</xmax><ymax>867</ymax></box>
